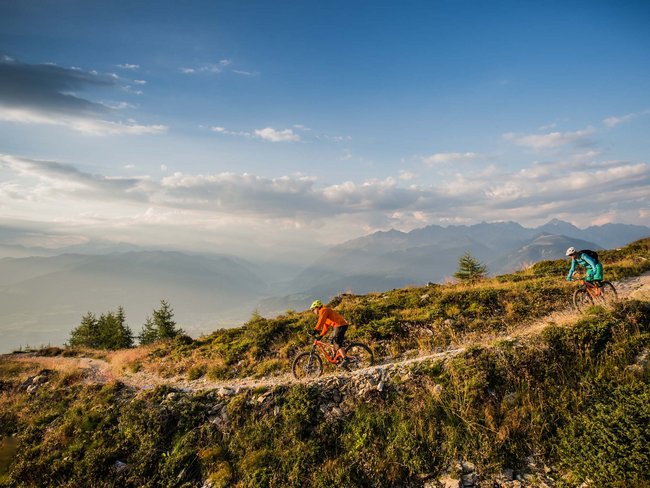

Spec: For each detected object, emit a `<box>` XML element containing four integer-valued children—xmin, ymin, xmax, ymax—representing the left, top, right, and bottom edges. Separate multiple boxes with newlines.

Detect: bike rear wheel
<box><xmin>292</xmin><ymin>352</ymin><xmax>323</xmax><ymax>379</ymax></box>
<box><xmin>344</xmin><ymin>342</ymin><xmax>374</xmax><ymax>371</ymax></box>
<box><xmin>573</xmin><ymin>288</ymin><xmax>593</xmax><ymax>312</ymax></box>
<box><xmin>597</xmin><ymin>281</ymin><xmax>618</xmax><ymax>306</ymax></box>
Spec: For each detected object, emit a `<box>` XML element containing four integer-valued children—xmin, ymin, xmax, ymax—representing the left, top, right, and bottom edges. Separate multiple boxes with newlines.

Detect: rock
<box><xmin>502</xmin><ymin>468</ymin><xmax>514</xmax><ymax>481</ymax></box>
<box><xmin>330</xmin><ymin>407</ymin><xmax>343</xmax><ymax>418</ymax></box>
<box><xmin>437</xmin><ymin>475</ymin><xmax>460</xmax><ymax>488</ymax></box>
<box><xmin>461</xmin><ymin>472</ymin><xmax>477</xmax><ymax>486</ymax></box>
<box><xmin>114</xmin><ymin>460</ymin><xmax>128</xmax><ymax>473</ymax></box>
<box><xmin>377</xmin><ymin>381</ymin><xmax>385</xmax><ymax>392</ymax></box>
<box><xmin>255</xmin><ymin>391</ymin><xmax>271</xmax><ymax>404</ymax></box>
<box><xmin>461</xmin><ymin>461</ymin><xmax>475</xmax><ymax>474</ymax></box>
<box><xmin>331</xmin><ymin>389</ymin><xmax>342</xmax><ymax>403</ymax></box>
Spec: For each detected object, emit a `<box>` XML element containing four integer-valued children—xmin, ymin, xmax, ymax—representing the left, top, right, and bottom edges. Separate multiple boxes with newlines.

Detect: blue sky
<box><xmin>1</xmin><ymin>0</ymin><xmax>649</xmax><ymax>259</ymax></box>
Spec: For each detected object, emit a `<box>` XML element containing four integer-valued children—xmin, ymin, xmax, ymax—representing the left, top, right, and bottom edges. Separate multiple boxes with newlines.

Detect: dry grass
<box><xmin>12</xmin><ymin>356</ymin><xmax>88</xmax><ymax>377</ymax></box>
<box><xmin>107</xmin><ymin>346</ymin><xmax>154</xmax><ymax>374</ymax></box>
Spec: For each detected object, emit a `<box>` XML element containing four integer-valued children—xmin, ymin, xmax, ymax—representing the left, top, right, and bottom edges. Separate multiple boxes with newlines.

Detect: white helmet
<box><xmin>565</xmin><ymin>246</ymin><xmax>577</xmax><ymax>256</ymax></box>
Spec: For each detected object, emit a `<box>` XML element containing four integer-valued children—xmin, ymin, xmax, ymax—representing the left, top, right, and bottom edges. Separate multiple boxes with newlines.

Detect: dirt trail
<box><xmin>13</xmin><ymin>271</ymin><xmax>650</xmax><ymax>394</ymax></box>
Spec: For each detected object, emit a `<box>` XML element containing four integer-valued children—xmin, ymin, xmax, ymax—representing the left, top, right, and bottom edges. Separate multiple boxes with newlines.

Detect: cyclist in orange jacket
<box><xmin>310</xmin><ymin>300</ymin><xmax>349</xmax><ymax>364</ymax></box>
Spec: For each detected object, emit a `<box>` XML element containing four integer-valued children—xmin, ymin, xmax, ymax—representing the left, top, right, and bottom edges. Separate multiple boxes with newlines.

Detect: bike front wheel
<box><xmin>573</xmin><ymin>288</ymin><xmax>593</xmax><ymax>312</ymax></box>
<box><xmin>292</xmin><ymin>352</ymin><xmax>323</xmax><ymax>380</ymax></box>
<box><xmin>344</xmin><ymin>342</ymin><xmax>374</xmax><ymax>371</ymax></box>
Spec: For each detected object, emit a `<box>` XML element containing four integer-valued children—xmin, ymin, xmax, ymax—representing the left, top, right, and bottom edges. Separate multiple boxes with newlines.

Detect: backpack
<box><xmin>579</xmin><ymin>249</ymin><xmax>599</xmax><ymax>262</ymax></box>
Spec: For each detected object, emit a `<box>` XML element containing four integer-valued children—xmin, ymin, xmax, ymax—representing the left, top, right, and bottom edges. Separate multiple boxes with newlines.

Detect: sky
<box><xmin>1</xmin><ymin>0</ymin><xmax>649</xmax><ymax>261</ymax></box>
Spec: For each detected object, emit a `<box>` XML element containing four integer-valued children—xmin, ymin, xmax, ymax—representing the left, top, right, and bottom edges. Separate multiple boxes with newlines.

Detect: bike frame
<box><xmin>580</xmin><ymin>279</ymin><xmax>602</xmax><ymax>298</ymax></box>
<box><xmin>311</xmin><ymin>338</ymin><xmax>343</xmax><ymax>364</ymax></box>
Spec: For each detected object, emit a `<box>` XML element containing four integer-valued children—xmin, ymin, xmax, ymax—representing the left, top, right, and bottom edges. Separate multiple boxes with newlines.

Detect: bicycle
<box><xmin>572</xmin><ymin>279</ymin><xmax>618</xmax><ymax>311</ymax></box>
<box><xmin>291</xmin><ymin>333</ymin><xmax>374</xmax><ymax>380</ymax></box>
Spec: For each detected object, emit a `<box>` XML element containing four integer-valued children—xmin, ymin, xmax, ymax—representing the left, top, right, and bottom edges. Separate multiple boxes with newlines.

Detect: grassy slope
<box><xmin>0</xmin><ymin>238</ymin><xmax>649</xmax><ymax>487</ymax></box>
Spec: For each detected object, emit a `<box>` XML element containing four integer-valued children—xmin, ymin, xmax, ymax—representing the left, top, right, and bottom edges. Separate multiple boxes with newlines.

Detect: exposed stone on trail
<box><xmin>20</xmin><ymin>369</ymin><xmax>53</xmax><ymax>393</ymax></box>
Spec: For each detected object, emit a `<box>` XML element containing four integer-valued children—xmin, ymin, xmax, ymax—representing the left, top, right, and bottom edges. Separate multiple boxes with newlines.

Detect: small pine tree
<box><xmin>454</xmin><ymin>251</ymin><xmax>488</xmax><ymax>282</ymax></box>
<box><xmin>138</xmin><ymin>300</ymin><xmax>183</xmax><ymax>344</ymax></box>
<box><xmin>68</xmin><ymin>307</ymin><xmax>133</xmax><ymax>350</ymax></box>
<box><xmin>68</xmin><ymin>312</ymin><xmax>100</xmax><ymax>348</ymax></box>
<box><xmin>138</xmin><ymin>316</ymin><xmax>158</xmax><ymax>345</ymax></box>
<box><xmin>153</xmin><ymin>300</ymin><xmax>180</xmax><ymax>339</ymax></box>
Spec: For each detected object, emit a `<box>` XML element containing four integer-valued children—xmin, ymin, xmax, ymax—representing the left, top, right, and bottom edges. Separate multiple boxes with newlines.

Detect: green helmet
<box><xmin>310</xmin><ymin>299</ymin><xmax>323</xmax><ymax>310</ymax></box>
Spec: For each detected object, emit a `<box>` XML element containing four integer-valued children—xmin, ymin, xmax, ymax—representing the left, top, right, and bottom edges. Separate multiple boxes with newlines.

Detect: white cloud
<box><xmin>398</xmin><ymin>170</ymin><xmax>416</xmax><ymax>181</ymax></box>
<box><xmin>210</xmin><ymin>126</ymin><xmax>252</xmax><ymax>137</ymax></box>
<box><xmin>602</xmin><ymin>109</ymin><xmax>650</xmax><ymax>127</ymax></box>
<box><xmin>503</xmin><ymin>128</ymin><xmax>594</xmax><ymax>151</ymax></box>
<box><xmin>117</xmin><ymin>63</ymin><xmax>140</xmax><ymax>70</ymax></box>
<box><xmin>1</xmin><ymin>152</ymin><xmax>648</xmax><ymax>253</ymax></box>
<box><xmin>181</xmin><ymin>59</ymin><xmax>233</xmax><ymax>75</ymax></box>
<box><xmin>0</xmin><ymin>106</ymin><xmax>167</xmax><ymax>135</ymax></box>
<box><xmin>423</xmin><ymin>152</ymin><xmax>480</xmax><ymax>165</ymax></box>
<box><xmin>232</xmin><ymin>69</ymin><xmax>258</xmax><ymax>76</ymax></box>
<box><xmin>254</xmin><ymin>127</ymin><xmax>300</xmax><ymax>142</ymax></box>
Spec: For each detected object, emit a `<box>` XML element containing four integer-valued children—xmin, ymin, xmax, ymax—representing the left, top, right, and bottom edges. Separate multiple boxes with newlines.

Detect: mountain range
<box><xmin>259</xmin><ymin>219</ymin><xmax>650</xmax><ymax>314</ymax></box>
<box><xmin>0</xmin><ymin>219</ymin><xmax>648</xmax><ymax>352</ymax></box>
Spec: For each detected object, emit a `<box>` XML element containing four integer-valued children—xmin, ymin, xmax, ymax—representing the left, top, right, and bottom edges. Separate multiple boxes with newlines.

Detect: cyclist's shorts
<box><xmin>586</xmin><ymin>262</ymin><xmax>603</xmax><ymax>282</ymax></box>
<box><xmin>332</xmin><ymin>324</ymin><xmax>348</xmax><ymax>348</ymax></box>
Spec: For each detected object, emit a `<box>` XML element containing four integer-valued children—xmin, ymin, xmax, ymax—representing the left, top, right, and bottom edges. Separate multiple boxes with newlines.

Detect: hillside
<box><xmin>0</xmin><ymin>238</ymin><xmax>649</xmax><ymax>487</ymax></box>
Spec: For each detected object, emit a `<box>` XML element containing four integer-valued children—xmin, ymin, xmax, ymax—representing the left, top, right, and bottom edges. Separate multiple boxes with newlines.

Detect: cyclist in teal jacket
<box><xmin>566</xmin><ymin>247</ymin><xmax>603</xmax><ymax>283</ymax></box>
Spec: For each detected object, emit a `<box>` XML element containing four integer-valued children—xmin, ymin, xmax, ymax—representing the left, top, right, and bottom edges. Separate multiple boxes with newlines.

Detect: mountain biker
<box><xmin>566</xmin><ymin>247</ymin><xmax>603</xmax><ymax>285</ymax></box>
<box><xmin>310</xmin><ymin>300</ymin><xmax>349</xmax><ymax>364</ymax></box>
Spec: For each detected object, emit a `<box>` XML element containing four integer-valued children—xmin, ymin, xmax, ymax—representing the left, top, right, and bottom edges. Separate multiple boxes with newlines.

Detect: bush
<box><xmin>557</xmin><ymin>381</ymin><xmax>650</xmax><ymax>485</ymax></box>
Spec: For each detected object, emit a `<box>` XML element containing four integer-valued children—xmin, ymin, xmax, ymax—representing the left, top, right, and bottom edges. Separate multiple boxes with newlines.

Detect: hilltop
<box><xmin>1</xmin><ymin>238</ymin><xmax>649</xmax><ymax>487</ymax></box>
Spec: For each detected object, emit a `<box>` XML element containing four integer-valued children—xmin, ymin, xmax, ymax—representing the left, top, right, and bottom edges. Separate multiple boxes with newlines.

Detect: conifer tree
<box><xmin>153</xmin><ymin>299</ymin><xmax>182</xmax><ymax>339</ymax></box>
<box><xmin>454</xmin><ymin>251</ymin><xmax>488</xmax><ymax>282</ymax></box>
<box><xmin>68</xmin><ymin>307</ymin><xmax>133</xmax><ymax>350</ymax></box>
<box><xmin>138</xmin><ymin>300</ymin><xmax>183</xmax><ymax>344</ymax></box>
<box><xmin>138</xmin><ymin>316</ymin><xmax>158</xmax><ymax>345</ymax></box>
<box><xmin>68</xmin><ymin>312</ymin><xmax>100</xmax><ymax>348</ymax></box>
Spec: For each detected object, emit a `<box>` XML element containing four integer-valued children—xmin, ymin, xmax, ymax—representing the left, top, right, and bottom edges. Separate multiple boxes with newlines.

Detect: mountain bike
<box><xmin>292</xmin><ymin>334</ymin><xmax>374</xmax><ymax>379</ymax></box>
<box><xmin>573</xmin><ymin>279</ymin><xmax>618</xmax><ymax>311</ymax></box>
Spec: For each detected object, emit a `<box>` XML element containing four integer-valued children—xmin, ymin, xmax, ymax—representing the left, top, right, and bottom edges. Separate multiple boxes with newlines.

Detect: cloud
<box><xmin>1</xmin><ymin>152</ymin><xmax>648</xmax><ymax>252</ymax></box>
<box><xmin>180</xmin><ymin>59</ymin><xmax>232</xmax><ymax>74</ymax></box>
<box><xmin>603</xmin><ymin>109</ymin><xmax>650</xmax><ymax>128</ymax></box>
<box><xmin>423</xmin><ymin>152</ymin><xmax>480</xmax><ymax>165</ymax></box>
<box><xmin>232</xmin><ymin>69</ymin><xmax>259</xmax><ymax>76</ymax></box>
<box><xmin>210</xmin><ymin>126</ymin><xmax>252</xmax><ymax>137</ymax></box>
<box><xmin>0</xmin><ymin>107</ymin><xmax>167</xmax><ymax>135</ymax></box>
<box><xmin>0</xmin><ymin>56</ymin><xmax>165</xmax><ymax>135</ymax></box>
<box><xmin>117</xmin><ymin>64</ymin><xmax>140</xmax><ymax>70</ymax></box>
<box><xmin>0</xmin><ymin>56</ymin><xmax>113</xmax><ymax>116</ymax></box>
<box><xmin>0</xmin><ymin>154</ymin><xmax>151</xmax><ymax>199</ymax></box>
<box><xmin>254</xmin><ymin>127</ymin><xmax>300</xmax><ymax>142</ymax></box>
<box><xmin>503</xmin><ymin>128</ymin><xmax>594</xmax><ymax>151</ymax></box>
